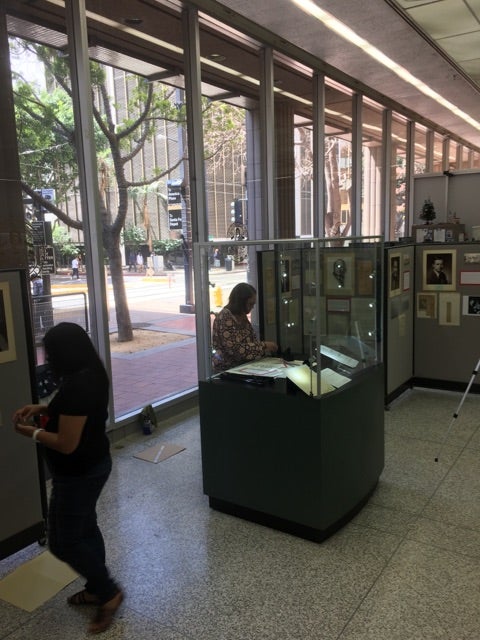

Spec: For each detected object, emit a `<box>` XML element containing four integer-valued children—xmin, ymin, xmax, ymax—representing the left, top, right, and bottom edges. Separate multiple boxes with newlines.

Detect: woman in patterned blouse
<box><xmin>212</xmin><ymin>282</ymin><xmax>278</xmax><ymax>372</ymax></box>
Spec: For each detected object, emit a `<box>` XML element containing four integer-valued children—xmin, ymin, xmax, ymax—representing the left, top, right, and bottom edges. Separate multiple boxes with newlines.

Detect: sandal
<box><xmin>67</xmin><ymin>589</ymin><xmax>100</xmax><ymax>606</ymax></box>
<box><xmin>88</xmin><ymin>590</ymin><xmax>124</xmax><ymax>634</ymax></box>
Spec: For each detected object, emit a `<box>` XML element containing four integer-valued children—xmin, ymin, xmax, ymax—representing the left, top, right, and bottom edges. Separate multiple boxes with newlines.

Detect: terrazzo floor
<box><xmin>2</xmin><ymin>386</ymin><xmax>480</xmax><ymax>639</ymax></box>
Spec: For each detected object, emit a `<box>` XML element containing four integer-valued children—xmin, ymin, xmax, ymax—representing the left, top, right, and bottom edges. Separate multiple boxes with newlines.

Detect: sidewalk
<box><xmin>110</xmin><ymin>311</ymin><xmax>198</xmax><ymax>418</ymax></box>
<box><xmin>43</xmin><ymin>272</ymin><xmax>200</xmax><ymax>419</ymax></box>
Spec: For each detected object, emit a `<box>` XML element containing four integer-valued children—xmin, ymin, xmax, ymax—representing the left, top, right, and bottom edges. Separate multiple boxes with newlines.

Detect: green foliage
<box><xmin>123</xmin><ymin>224</ymin><xmax>147</xmax><ymax>246</ymax></box>
<box><xmin>420</xmin><ymin>197</ymin><xmax>436</xmax><ymax>223</ymax></box>
<box><xmin>52</xmin><ymin>225</ymin><xmax>78</xmax><ymax>259</ymax></box>
<box><xmin>152</xmin><ymin>239</ymin><xmax>182</xmax><ymax>256</ymax></box>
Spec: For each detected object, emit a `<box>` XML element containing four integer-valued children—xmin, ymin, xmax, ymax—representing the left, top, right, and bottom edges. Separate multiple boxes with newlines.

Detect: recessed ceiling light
<box><xmin>208</xmin><ymin>53</ymin><xmax>226</xmax><ymax>62</ymax></box>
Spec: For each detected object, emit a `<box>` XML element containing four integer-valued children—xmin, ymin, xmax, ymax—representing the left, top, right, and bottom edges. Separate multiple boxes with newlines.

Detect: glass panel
<box><xmin>433</xmin><ymin>132</ymin><xmax>444</xmax><ymax>173</ymax></box>
<box><xmin>449</xmin><ymin>139</ymin><xmax>459</xmax><ymax>171</ymax></box>
<box><xmin>325</xmin><ymin>79</ymin><xmax>353</xmax><ymax>237</ymax></box>
<box><xmin>197</xmin><ymin>237</ymin><xmax>383</xmax><ymax>399</ymax></box>
<box><xmin>9</xmin><ymin>33</ymin><xmax>88</xmax><ymax>372</ymax></box>
<box><xmin>414</xmin><ymin>123</ymin><xmax>427</xmax><ymax>174</ymax></box>
<box><xmin>361</xmin><ymin>98</ymin><xmax>383</xmax><ymax>236</ymax></box>
<box><xmin>390</xmin><ymin>113</ymin><xmax>408</xmax><ymax>240</ymax></box>
<box><xmin>461</xmin><ymin>146</ymin><xmax>471</xmax><ymax>170</ymax></box>
<box><xmin>273</xmin><ymin>55</ymin><xmax>314</xmax><ymax>239</ymax></box>
<box><xmin>294</xmin><ymin>115</ymin><xmax>314</xmax><ymax>237</ymax></box>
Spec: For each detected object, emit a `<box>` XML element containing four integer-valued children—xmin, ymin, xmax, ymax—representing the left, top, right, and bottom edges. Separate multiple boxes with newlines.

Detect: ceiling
<box><xmin>4</xmin><ymin>0</ymin><xmax>480</xmax><ymax>149</ymax></box>
<box><xmin>195</xmin><ymin>0</ymin><xmax>480</xmax><ymax>148</ymax></box>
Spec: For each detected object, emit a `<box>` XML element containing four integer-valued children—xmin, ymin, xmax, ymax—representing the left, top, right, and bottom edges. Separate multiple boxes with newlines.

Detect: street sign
<box><xmin>32</xmin><ymin>221</ymin><xmax>45</xmax><ymax>245</ymax></box>
<box><xmin>167</xmin><ymin>179</ymin><xmax>183</xmax><ymax>230</ymax></box>
<box><xmin>38</xmin><ymin>246</ymin><xmax>55</xmax><ymax>274</ymax></box>
<box><xmin>168</xmin><ymin>210</ymin><xmax>182</xmax><ymax>230</ymax></box>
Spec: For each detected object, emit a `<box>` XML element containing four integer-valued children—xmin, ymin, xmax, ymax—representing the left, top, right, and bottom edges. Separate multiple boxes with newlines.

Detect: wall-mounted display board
<box><xmin>413</xmin><ymin>242</ymin><xmax>480</xmax><ymax>391</ymax></box>
<box><xmin>0</xmin><ymin>269</ymin><xmax>46</xmax><ymax>560</ymax></box>
<box><xmin>384</xmin><ymin>245</ymin><xmax>415</xmax><ymax>404</ymax></box>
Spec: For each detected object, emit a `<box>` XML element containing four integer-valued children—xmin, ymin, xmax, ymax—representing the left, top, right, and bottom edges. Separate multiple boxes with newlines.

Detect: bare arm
<box><xmin>14</xmin><ymin>414</ymin><xmax>87</xmax><ymax>454</ymax></box>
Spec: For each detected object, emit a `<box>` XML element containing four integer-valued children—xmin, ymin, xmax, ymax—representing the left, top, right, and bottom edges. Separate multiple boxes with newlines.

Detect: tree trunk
<box><xmin>105</xmin><ymin>236</ymin><xmax>133</xmax><ymax>342</ymax></box>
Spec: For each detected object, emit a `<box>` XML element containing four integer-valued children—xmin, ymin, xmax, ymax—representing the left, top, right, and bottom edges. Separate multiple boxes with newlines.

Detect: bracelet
<box><xmin>32</xmin><ymin>428</ymin><xmax>45</xmax><ymax>442</ymax></box>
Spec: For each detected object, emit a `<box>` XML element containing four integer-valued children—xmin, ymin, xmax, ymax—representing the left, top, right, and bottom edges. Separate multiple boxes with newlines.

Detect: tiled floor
<box><xmin>2</xmin><ymin>386</ymin><xmax>480</xmax><ymax>639</ymax></box>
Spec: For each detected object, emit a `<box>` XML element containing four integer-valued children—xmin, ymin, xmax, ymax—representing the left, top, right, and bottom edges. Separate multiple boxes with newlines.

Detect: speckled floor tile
<box><xmin>338</xmin><ymin>539</ymin><xmax>480</xmax><ymax>640</ymax></box>
<box><xmin>3</xmin><ymin>390</ymin><xmax>480</xmax><ymax>640</ymax></box>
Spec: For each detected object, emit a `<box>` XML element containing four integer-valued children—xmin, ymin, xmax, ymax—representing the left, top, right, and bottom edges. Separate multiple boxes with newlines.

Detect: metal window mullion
<box><xmin>260</xmin><ymin>47</ymin><xmax>275</xmax><ymax>240</ymax></box>
<box><xmin>351</xmin><ymin>93</ymin><xmax>362</xmax><ymax>236</ymax></box>
<box><xmin>383</xmin><ymin>109</ymin><xmax>392</xmax><ymax>241</ymax></box>
<box><xmin>65</xmin><ymin>0</ymin><xmax>113</xmax><ymax>419</ymax></box>
<box><xmin>313</xmin><ymin>72</ymin><xmax>325</xmax><ymax>238</ymax></box>
<box><xmin>182</xmin><ymin>6</ymin><xmax>210</xmax><ymax>380</ymax></box>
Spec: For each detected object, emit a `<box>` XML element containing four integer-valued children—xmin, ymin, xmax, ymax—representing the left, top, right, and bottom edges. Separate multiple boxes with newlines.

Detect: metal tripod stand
<box><xmin>435</xmin><ymin>357</ymin><xmax>480</xmax><ymax>462</ymax></box>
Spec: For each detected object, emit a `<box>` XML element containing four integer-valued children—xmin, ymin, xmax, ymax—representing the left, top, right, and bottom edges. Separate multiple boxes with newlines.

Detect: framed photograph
<box><xmin>327</xmin><ymin>312</ymin><xmax>350</xmax><ymax>336</ymax></box>
<box><xmin>280</xmin><ymin>258</ymin><xmax>291</xmax><ymax>295</ymax></box>
<box><xmin>438</xmin><ymin>292</ymin><xmax>460</xmax><ymax>326</ymax></box>
<box><xmin>356</xmin><ymin>258</ymin><xmax>374</xmax><ymax>296</ymax></box>
<box><xmin>423</xmin><ymin>249</ymin><xmax>456</xmax><ymax>291</ymax></box>
<box><xmin>0</xmin><ymin>282</ymin><xmax>17</xmax><ymax>364</ymax></box>
<box><xmin>417</xmin><ymin>293</ymin><xmax>437</xmax><ymax>319</ymax></box>
<box><xmin>389</xmin><ymin>253</ymin><xmax>401</xmax><ymax>297</ymax></box>
<box><xmin>464</xmin><ymin>253</ymin><xmax>480</xmax><ymax>264</ymax></box>
<box><xmin>325</xmin><ymin>253</ymin><xmax>354</xmax><ymax>295</ymax></box>
<box><xmin>403</xmin><ymin>270</ymin><xmax>411</xmax><ymax>292</ymax></box>
<box><xmin>465</xmin><ymin>295</ymin><xmax>480</xmax><ymax>316</ymax></box>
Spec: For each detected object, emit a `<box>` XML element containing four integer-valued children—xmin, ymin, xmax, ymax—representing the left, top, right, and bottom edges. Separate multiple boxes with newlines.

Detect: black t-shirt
<box><xmin>44</xmin><ymin>367</ymin><xmax>110</xmax><ymax>476</ymax></box>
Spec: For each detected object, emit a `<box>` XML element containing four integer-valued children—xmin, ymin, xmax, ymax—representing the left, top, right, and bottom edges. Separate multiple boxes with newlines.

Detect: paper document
<box><xmin>286</xmin><ymin>364</ymin><xmax>335</xmax><ymax>397</ymax></box>
<box><xmin>227</xmin><ymin>357</ymin><xmax>301</xmax><ymax>378</ymax></box>
<box><xmin>321</xmin><ymin>367</ymin><xmax>351</xmax><ymax>389</ymax></box>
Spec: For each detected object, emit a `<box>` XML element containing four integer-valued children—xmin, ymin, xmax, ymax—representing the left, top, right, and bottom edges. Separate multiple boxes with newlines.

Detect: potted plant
<box><xmin>419</xmin><ymin>198</ymin><xmax>436</xmax><ymax>224</ymax></box>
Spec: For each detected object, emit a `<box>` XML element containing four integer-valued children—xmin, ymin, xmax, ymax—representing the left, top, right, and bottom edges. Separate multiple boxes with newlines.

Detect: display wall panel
<box><xmin>384</xmin><ymin>245</ymin><xmax>415</xmax><ymax>403</ymax></box>
<box><xmin>413</xmin><ymin>243</ymin><xmax>480</xmax><ymax>389</ymax></box>
<box><xmin>0</xmin><ymin>269</ymin><xmax>46</xmax><ymax>559</ymax></box>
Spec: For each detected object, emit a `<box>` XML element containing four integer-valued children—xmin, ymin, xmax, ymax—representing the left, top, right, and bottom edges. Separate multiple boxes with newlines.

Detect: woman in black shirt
<box><xmin>13</xmin><ymin>322</ymin><xmax>123</xmax><ymax>634</ymax></box>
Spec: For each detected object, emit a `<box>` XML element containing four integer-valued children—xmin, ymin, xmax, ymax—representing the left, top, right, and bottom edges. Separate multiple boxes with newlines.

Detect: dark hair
<box><xmin>227</xmin><ymin>282</ymin><xmax>256</xmax><ymax>315</ymax></box>
<box><xmin>43</xmin><ymin>322</ymin><xmax>108</xmax><ymax>381</ymax></box>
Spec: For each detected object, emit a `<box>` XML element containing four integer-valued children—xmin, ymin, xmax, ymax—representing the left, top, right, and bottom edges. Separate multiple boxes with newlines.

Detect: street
<box><xmin>49</xmin><ymin>264</ymin><xmax>249</xmax><ymax>328</ymax></box>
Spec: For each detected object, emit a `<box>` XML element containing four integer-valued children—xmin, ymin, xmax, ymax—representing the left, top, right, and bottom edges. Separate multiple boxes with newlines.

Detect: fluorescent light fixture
<box><xmin>292</xmin><ymin>0</ymin><xmax>480</xmax><ymax>132</ymax></box>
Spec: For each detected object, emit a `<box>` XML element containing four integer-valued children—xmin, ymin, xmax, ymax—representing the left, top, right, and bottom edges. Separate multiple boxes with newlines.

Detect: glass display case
<box><xmin>194</xmin><ymin>237</ymin><xmax>385</xmax><ymax>543</ymax></box>
<box><xmin>194</xmin><ymin>237</ymin><xmax>383</xmax><ymax>397</ymax></box>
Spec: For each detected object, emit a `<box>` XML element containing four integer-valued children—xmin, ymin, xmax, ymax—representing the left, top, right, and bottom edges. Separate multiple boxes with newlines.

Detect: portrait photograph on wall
<box><xmin>423</xmin><ymin>249</ymin><xmax>456</xmax><ymax>292</ymax></box>
<box><xmin>0</xmin><ymin>282</ymin><xmax>17</xmax><ymax>364</ymax></box>
<box><xmin>389</xmin><ymin>253</ymin><xmax>401</xmax><ymax>297</ymax></box>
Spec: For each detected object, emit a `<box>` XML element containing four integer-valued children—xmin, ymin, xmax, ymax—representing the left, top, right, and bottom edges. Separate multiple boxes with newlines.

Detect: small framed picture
<box><xmin>325</xmin><ymin>253</ymin><xmax>354</xmax><ymax>295</ymax></box>
<box><xmin>417</xmin><ymin>293</ymin><xmax>437</xmax><ymax>319</ymax></box>
<box><xmin>423</xmin><ymin>249</ymin><xmax>456</xmax><ymax>291</ymax></box>
<box><xmin>389</xmin><ymin>253</ymin><xmax>401</xmax><ymax>297</ymax></box>
<box><xmin>0</xmin><ymin>282</ymin><xmax>17</xmax><ymax>364</ymax></box>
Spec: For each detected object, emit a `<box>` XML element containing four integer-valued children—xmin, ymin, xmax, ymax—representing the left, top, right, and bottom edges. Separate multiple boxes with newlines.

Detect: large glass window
<box><xmin>433</xmin><ymin>132</ymin><xmax>445</xmax><ymax>172</ymax></box>
<box><xmin>414</xmin><ymin>123</ymin><xmax>428</xmax><ymax>174</ymax></box>
<box><xmin>273</xmin><ymin>54</ymin><xmax>314</xmax><ymax>239</ymax></box>
<box><xmin>361</xmin><ymin>98</ymin><xmax>384</xmax><ymax>236</ymax></box>
<box><xmin>324</xmin><ymin>79</ymin><xmax>353</xmax><ymax>237</ymax></box>
<box><xmin>390</xmin><ymin>113</ymin><xmax>408</xmax><ymax>240</ymax></box>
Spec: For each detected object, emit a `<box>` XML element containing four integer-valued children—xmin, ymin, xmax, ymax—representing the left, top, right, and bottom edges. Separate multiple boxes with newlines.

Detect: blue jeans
<box><xmin>48</xmin><ymin>455</ymin><xmax>118</xmax><ymax>604</ymax></box>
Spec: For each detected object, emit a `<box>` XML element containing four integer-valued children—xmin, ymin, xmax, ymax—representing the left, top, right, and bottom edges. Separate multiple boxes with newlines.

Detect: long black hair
<box><xmin>43</xmin><ymin>322</ymin><xmax>108</xmax><ymax>383</ymax></box>
<box><xmin>226</xmin><ymin>282</ymin><xmax>256</xmax><ymax>315</ymax></box>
